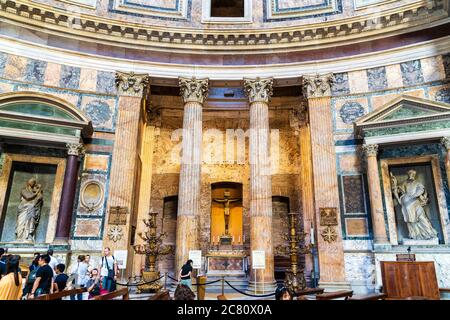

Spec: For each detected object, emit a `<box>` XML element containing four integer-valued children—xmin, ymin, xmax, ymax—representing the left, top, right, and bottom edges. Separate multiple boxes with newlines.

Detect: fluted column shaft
<box><xmin>303</xmin><ymin>74</ymin><xmax>347</xmax><ymax>287</ymax></box>
<box><xmin>244</xmin><ymin>78</ymin><xmax>274</xmax><ymax>287</ymax></box>
<box><xmin>362</xmin><ymin>144</ymin><xmax>388</xmax><ymax>243</ymax></box>
<box><xmin>175</xmin><ymin>77</ymin><xmax>208</xmax><ymax>274</ymax></box>
<box><xmin>104</xmin><ymin>72</ymin><xmax>149</xmax><ymax>275</ymax></box>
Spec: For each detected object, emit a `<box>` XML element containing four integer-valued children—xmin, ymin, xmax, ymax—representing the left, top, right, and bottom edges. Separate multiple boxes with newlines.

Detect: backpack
<box><xmin>27</xmin><ymin>266</ymin><xmax>39</xmax><ymax>285</ymax></box>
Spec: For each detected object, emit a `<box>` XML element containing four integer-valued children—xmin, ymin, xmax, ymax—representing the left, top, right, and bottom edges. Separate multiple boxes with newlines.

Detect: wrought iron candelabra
<box><xmin>276</xmin><ymin>212</ymin><xmax>313</xmax><ymax>295</ymax></box>
<box><xmin>133</xmin><ymin>212</ymin><xmax>173</xmax><ymax>293</ymax></box>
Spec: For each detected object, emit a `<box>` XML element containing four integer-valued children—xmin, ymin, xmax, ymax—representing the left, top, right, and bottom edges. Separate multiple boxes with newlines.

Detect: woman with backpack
<box><xmin>23</xmin><ymin>254</ymin><xmax>40</xmax><ymax>298</ymax></box>
<box><xmin>0</xmin><ymin>255</ymin><xmax>23</xmax><ymax>300</ymax></box>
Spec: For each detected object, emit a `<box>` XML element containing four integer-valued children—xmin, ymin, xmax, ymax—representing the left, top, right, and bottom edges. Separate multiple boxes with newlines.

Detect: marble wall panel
<box><xmin>0</xmin><ymin>52</ymin><xmax>7</xmax><ymax>77</ymax></box>
<box><xmin>44</xmin><ymin>62</ymin><xmax>62</xmax><ymax>87</ymax></box>
<box><xmin>428</xmin><ymin>84</ymin><xmax>450</xmax><ymax>104</ymax></box>
<box><xmin>79</xmin><ymin>68</ymin><xmax>98</xmax><ymax>91</ymax></box>
<box><xmin>96</xmin><ymin>71</ymin><xmax>117</xmax><ymax>95</ymax></box>
<box><xmin>421</xmin><ymin>56</ymin><xmax>446</xmax><ymax>83</ymax></box>
<box><xmin>345</xmin><ymin>217</ymin><xmax>369</xmax><ymax>236</ymax></box>
<box><xmin>331</xmin><ymin>72</ymin><xmax>350</xmax><ymax>96</ymax></box>
<box><xmin>3</xmin><ymin>55</ymin><xmax>28</xmax><ymax>81</ymax></box>
<box><xmin>73</xmin><ymin>218</ymin><xmax>102</xmax><ymax>237</ymax></box>
<box><xmin>442</xmin><ymin>53</ymin><xmax>450</xmax><ymax>79</ymax></box>
<box><xmin>344</xmin><ymin>252</ymin><xmax>376</xmax><ymax>294</ymax></box>
<box><xmin>348</xmin><ymin>70</ymin><xmax>369</xmax><ymax>94</ymax></box>
<box><xmin>24</xmin><ymin>59</ymin><xmax>47</xmax><ymax>84</ymax></box>
<box><xmin>79</xmin><ymin>95</ymin><xmax>116</xmax><ymax>130</ymax></box>
<box><xmin>338</xmin><ymin>153</ymin><xmax>362</xmax><ymax>173</ymax></box>
<box><xmin>83</xmin><ymin>154</ymin><xmax>110</xmax><ymax>172</ymax></box>
<box><xmin>59</xmin><ymin>65</ymin><xmax>81</xmax><ymax>89</ymax></box>
<box><xmin>334</xmin><ymin>97</ymin><xmax>369</xmax><ymax>131</ymax></box>
<box><xmin>367</xmin><ymin>66</ymin><xmax>388</xmax><ymax>92</ymax></box>
<box><xmin>400</xmin><ymin>60</ymin><xmax>424</xmax><ymax>86</ymax></box>
<box><xmin>385</xmin><ymin>64</ymin><xmax>404</xmax><ymax>89</ymax></box>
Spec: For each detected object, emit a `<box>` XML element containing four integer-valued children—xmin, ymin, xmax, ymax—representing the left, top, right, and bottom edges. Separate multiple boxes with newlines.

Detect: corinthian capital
<box><xmin>441</xmin><ymin>137</ymin><xmax>450</xmax><ymax>150</ymax></box>
<box><xmin>115</xmin><ymin>71</ymin><xmax>150</xmax><ymax>97</ymax></box>
<box><xmin>179</xmin><ymin>77</ymin><xmax>209</xmax><ymax>104</ymax></box>
<box><xmin>66</xmin><ymin>143</ymin><xmax>85</xmax><ymax>157</ymax></box>
<box><xmin>243</xmin><ymin>77</ymin><xmax>273</xmax><ymax>104</ymax></box>
<box><xmin>302</xmin><ymin>73</ymin><xmax>333</xmax><ymax>98</ymax></box>
<box><xmin>362</xmin><ymin>144</ymin><xmax>379</xmax><ymax>157</ymax></box>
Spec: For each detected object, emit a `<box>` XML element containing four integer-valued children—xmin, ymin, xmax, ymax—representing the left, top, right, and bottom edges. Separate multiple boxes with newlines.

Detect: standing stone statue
<box><xmin>16</xmin><ymin>177</ymin><xmax>44</xmax><ymax>242</ymax></box>
<box><xmin>390</xmin><ymin>169</ymin><xmax>438</xmax><ymax>240</ymax></box>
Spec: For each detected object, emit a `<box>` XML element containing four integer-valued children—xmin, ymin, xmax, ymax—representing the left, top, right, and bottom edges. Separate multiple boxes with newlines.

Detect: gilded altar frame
<box><xmin>0</xmin><ymin>153</ymin><xmax>66</xmax><ymax>244</ymax></box>
<box><xmin>380</xmin><ymin>155</ymin><xmax>449</xmax><ymax>245</ymax></box>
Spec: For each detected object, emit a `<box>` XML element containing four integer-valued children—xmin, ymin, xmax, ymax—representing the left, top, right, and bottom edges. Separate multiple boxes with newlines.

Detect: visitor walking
<box><xmin>0</xmin><ymin>255</ymin><xmax>23</xmax><ymax>300</ymax></box>
<box><xmin>70</xmin><ymin>255</ymin><xmax>89</xmax><ymax>300</ymax></box>
<box><xmin>23</xmin><ymin>253</ymin><xmax>40</xmax><ymax>298</ymax></box>
<box><xmin>47</xmin><ymin>249</ymin><xmax>58</xmax><ymax>277</ymax></box>
<box><xmin>178</xmin><ymin>259</ymin><xmax>193</xmax><ymax>289</ymax></box>
<box><xmin>99</xmin><ymin>247</ymin><xmax>117</xmax><ymax>292</ymax></box>
<box><xmin>30</xmin><ymin>254</ymin><xmax>54</xmax><ymax>298</ymax></box>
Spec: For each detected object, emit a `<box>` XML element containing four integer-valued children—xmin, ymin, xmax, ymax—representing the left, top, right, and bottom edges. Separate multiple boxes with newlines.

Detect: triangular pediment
<box><xmin>354</xmin><ymin>95</ymin><xmax>450</xmax><ymax>141</ymax></box>
<box><xmin>356</xmin><ymin>95</ymin><xmax>450</xmax><ymax>124</ymax></box>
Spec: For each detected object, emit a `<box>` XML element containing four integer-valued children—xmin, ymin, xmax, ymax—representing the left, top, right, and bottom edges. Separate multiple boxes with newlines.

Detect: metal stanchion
<box><xmin>221</xmin><ymin>276</ymin><xmax>225</xmax><ymax>296</ymax></box>
<box><xmin>164</xmin><ymin>272</ymin><xmax>168</xmax><ymax>290</ymax></box>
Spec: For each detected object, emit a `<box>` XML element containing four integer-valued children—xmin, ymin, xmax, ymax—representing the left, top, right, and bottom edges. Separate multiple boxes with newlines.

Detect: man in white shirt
<box><xmin>98</xmin><ymin>247</ymin><xmax>118</xmax><ymax>292</ymax></box>
<box><xmin>47</xmin><ymin>249</ymin><xmax>58</xmax><ymax>277</ymax></box>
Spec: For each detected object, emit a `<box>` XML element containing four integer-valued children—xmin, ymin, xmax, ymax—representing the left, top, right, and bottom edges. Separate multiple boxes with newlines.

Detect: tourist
<box><xmin>174</xmin><ymin>283</ymin><xmax>195</xmax><ymax>300</ymax></box>
<box><xmin>29</xmin><ymin>253</ymin><xmax>40</xmax><ymax>272</ymax></box>
<box><xmin>275</xmin><ymin>285</ymin><xmax>293</xmax><ymax>300</ymax></box>
<box><xmin>54</xmin><ymin>264</ymin><xmax>69</xmax><ymax>293</ymax></box>
<box><xmin>85</xmin><ymin>254</ymin><xmax>93</xmax><ymax>272</ymax></box>
<box><xmin>85</xmin><ymin>268</ymin><xmax>101</xmax><ymax>299</ymax></box>
<box><xmin>178</xmin><ymin>259</ymin><xmax>193</xmax><ymax>289</ymax></box>
<box><xmin>0</xmin><ymin>255</ymin><xmax>22</xmax><ymax>300</ymax></box>
<box><xmin>30</xmin><ymin>254</ymin><xmax>54</xmax><ymax>298</ymax></box>
<box><xmin>22</xmin><ymin>254</ymin><xmax>40</xmax><ymax>298</ymax></box>
<box><xmin>47</xmin><ymin>249</ymin><xmax>58</xmax><ymax>276</ymax></box>
<box><xmin>70</xmin><ymin>255</ymin><xmax>89</xmax><ymax>300</ymax></box>
<box><xmin>0</xmin><ymin>248</ymin><xmax>6</xmax><ymax>278</ymax></box>
<box><xmin>99</xmin><ymin>247</ymin><xmax>117</xmax><ymax>292</ymax></box>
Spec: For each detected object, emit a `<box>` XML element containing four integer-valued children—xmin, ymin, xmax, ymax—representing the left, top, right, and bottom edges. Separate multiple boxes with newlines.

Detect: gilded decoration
<box><xmin>302</xmin><ymin>73</ymin><xmax>333</xmax><ymax>98</ymax></box>
<box><xmin>319</xmin><ymin>207</ymin><xmax>338</xmax><ymax>226</ymax></box>
<box><xmin>243</xmin><ymin>77</ymin><xmax>273</xmax><ymax>104</ymax></box>
<box><xmin>321</xmin><ymin>226</ymin><xmax>338</xmax><ymax>243</ymax></box>
<box><xmin>115</xmin><ymin>71</ymin><xmax>150</xmax><ymax>97</ymax></box>
<box><xmin>108</xmin><ymin>206</ymin><xmax>128</xmax><ymax>225</ymax></box>
<box><xmin>107</xmin><ymin>225</ymin><xmax>123</xmax><ymax>242</ymax></box>
<box><xmin>178</xmin><ymin>77</ymin><xmax>209</xmax><ymax>104</ymax></box>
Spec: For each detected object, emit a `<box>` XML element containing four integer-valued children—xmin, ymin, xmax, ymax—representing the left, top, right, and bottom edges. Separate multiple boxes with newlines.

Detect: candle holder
<box><xmin>133</xmin><ymin>212</ymin><xmax>174</xmax><ymax>293</ymax></box>
<box><xmin>275</xmin><ymin>212</ymin><xmax>313</xmax><ymax>295</ymax></box>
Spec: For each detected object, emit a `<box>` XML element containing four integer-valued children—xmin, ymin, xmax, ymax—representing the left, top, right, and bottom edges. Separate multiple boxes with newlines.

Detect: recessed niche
<box><xmin>80</xmin><ymin>180</ymin><xmax>104</xmax><ymax>212</ymax></box>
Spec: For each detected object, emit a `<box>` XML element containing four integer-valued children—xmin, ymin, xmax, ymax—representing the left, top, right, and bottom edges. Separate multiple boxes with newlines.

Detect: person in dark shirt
<box><xmin>0</xmin><ymin>248</ymin><xmax>6</xmax><ymax>277</ymax></box>
<box><xmin>178</xmin><ymin>259</ymin><xmax>193</xmax><ymax>289</ymax></box>
<box><xmin>54</xmin><ymin>264</ymin><xmax>69</xmax><ymax>293</ymax></box>
<box><xmin>30</xmin><ymin>254</ymin><xmax>54</xmax><ymax>298</ymax></box>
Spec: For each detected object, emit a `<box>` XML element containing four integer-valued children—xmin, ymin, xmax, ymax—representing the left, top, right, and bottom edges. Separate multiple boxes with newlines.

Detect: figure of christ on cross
<box><xmin>212</xmin><ymin>190</ymin><xmax>240</xmax><ymax>236</ymax></box>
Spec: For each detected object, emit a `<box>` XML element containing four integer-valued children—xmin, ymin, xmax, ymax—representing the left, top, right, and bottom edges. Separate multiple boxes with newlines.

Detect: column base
<box><xmin>52</xmin><ymin>237</ymin><xmax>70</xmax><ymax>245</ymax></box>
<box><xmin>247</xmin><ymin>280</ymin><xmax>277</xmax><ymax>296</ymax></box>
<box><xmin>318</xmin><ymin>281</ymin><xmax>352</xmax><ymax>292</ymax></box>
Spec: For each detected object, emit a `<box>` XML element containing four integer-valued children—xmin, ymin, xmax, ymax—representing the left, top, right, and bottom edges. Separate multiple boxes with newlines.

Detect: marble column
<box><xmin>303</xmin><ymin>74</ymin><xmax>349</xmax><ymax>289</ymax></box>
<box><xmin>362</xmin><ymin>144</ymin><xmax>389</xmax><ymax>244</ymax></box>
<box><xmin>441</xmin><ymin>137</ymin><xmax>450</xmax><ymax>190</ymax></box>
<box><xmin>54</xmin><ymin>142</ymin><xmax>84</xmax><ymax>242</ymax></box>
<box><xmin>104</xmin><ymin>72</ymin><xmax>149</xmax><ymax>273</ymax></box>
<box><xmin>244</xmin><ymin>77</ymin><xmax>275</xmax><ymax>289</ymax></box>
<box><xmin>175</xmin><ymin>77</ymin><xmax>208</xmax><ymax>274</ymax></box>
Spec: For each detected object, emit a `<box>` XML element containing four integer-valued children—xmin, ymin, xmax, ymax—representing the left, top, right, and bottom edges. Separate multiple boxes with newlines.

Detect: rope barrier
<box><xmin>166</xmin><ymin>275</ymin><xmax>221</xmax><ymax>286</ymax></box>
<box><xmin>116</xmin><ymin>275</ymin><xmax>165</xmax><ymax>287</ymax></box>
<box><xmin>225</xmin><ymin>280</ymin><xmax>276</xmax><ymax>298</ymax></box>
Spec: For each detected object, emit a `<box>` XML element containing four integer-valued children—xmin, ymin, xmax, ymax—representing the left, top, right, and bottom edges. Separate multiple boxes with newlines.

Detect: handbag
<box><xmin>103</xmin><ymin>256</ymin><xmax>115</xmax><ymax>279</ymax></box>
<box><xmin>27</xmin><ymin>267</ymin><xmax>39</xmax><ymax>285</ymax></box>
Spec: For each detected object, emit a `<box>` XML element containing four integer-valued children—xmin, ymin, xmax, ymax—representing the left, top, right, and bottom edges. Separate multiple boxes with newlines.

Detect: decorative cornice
<box><xmin>362</xmin><ymin>144</ymin><xmax>379</xmax><ymax>157</ymax></box>
<box><xmin>302</xmin><ymin>73</ymin><xmax>333</xmax><ymax>98</ymax></box>
<box><xmin>0</xmin><ymin>0</ymin><xmax>446</xmax><ymax>52</ymax></box>
<box><xmin>179</xmin><ymin>77</ymin><xmax>209</xmax><ymax>104</ymax></box>
<box><xmin>115</xmin><ymin>71</ymin><xmax>150</xmax><ymax>97</ymax></box>
<box><xmin>66</xmin><ymin>142</ymin><xmax>85</xmax><ymax>157</ymax></box>
<box><xmin>441</xmin><ymin>136</ymin><xmax>450</xmax><ymax>150</ymax></box>
<box><xmin>243</xmin><ymin>77</ymin><xmax>274</xmax><ymax>104</ymax></box>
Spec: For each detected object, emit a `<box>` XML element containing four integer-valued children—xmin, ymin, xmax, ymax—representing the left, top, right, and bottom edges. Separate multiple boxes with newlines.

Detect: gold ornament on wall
<box><xmin>321</xmin><ymin>226</ymin><xmax>337</xmax><ymax>243</ymax></box>
<box><xmin>319</xmin><ymin>207</ymin><xmax>338</xmax><ymax>226</ymax></box>
<box><xmin>108</xmin><ymin>225</ymin><xmax>123</xmax><ymax>242</ymax></box>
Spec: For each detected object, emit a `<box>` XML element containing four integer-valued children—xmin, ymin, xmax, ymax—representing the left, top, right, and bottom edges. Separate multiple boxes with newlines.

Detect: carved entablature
<box><xmin>66</xmin><ymin>142</ymin><xmax>85</xmax><ymax>157</ymax></box>
<box><xmin>179</xmin><ymin>77</ymin><xmax>209</xmax><ymax>104</ymax></box>
<box><xmin>115</xmin><ymin>71</ymin><xmax>150</xmax><ymax>97</ymax></box>
<box><xmin>243</xmin><ymin>77</ymin><xmax>273</xmax><ymax>104</ymax></box>
<box><xmin>302</xmin><ymin>73</ymin><xmax>333</xmax><ymax>99</ymax></box>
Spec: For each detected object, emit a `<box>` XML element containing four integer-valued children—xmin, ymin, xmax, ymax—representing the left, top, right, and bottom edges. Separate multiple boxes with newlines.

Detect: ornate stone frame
<box><xmin>380</xmin><ymin>155</ymin><xmax>449</xmax><ymax>245</ymax></box>
<box><xmin>0</xmin><ymin>153</ymin><xmax>66</xmax><ymax>244</ymax></box>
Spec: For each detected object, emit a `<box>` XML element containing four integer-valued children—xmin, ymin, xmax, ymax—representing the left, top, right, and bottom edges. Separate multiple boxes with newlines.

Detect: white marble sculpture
<box><xmin>15</xmin><ymin>177</ymin><xmax>43</xmax><ymax>242</ymax></box>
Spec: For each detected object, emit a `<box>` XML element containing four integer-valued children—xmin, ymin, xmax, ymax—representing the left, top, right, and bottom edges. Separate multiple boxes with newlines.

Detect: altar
<box><xmin>205</xmin><ymin>249</ymin><xmax>248</xmax><ymax>276</ymax></box>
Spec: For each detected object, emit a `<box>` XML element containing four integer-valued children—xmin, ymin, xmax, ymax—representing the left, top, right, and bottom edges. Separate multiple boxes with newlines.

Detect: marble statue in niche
<box><xmin>15</xmin><ymin>177</ymin><xmax>43</xmax><ymax>242</ymax></box>
<box><xmin>390</xmin><ymin>169</ymin><xmax>438</xmax><ymax>241</ymax></box>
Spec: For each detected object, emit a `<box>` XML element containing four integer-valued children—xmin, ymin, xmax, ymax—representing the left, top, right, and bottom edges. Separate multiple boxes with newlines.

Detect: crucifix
<box><xmin>212</xmin><ymin>190</ymin><xmax>240</xmax><ymax>236</ymax></box>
